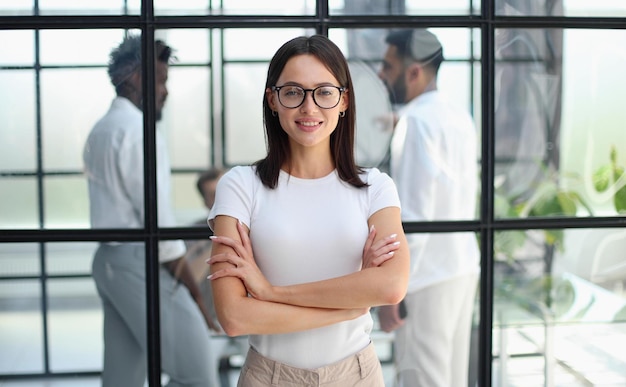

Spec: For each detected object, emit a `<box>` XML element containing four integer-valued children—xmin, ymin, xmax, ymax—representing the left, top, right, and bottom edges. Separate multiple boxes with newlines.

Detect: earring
<box><xmin>339</xmin><ymin>111</ymin><xmax>346</xmax><ymax>117</ymax></box>
<box><xmin>271</xmin><ymin>110</ymin><xmax>277</xmax><ymax>117</ymax></box>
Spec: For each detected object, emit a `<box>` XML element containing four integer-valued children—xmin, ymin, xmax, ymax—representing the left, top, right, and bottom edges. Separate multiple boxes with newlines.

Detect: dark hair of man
<box><xmin>385</xmin><ymin>29</ymin><xmax>443</xmax><ymax>74</ymax></box>
<box><xmin>107</xmin><ymin>34</ymin><xmax>173</xmax><ymax>96</ymax></box>
<box><xmin>256</xmin><ymin>34</ymin><xmax>366</xmax><ymax>190</ymax></box>
<box><xmin>196</xmin><ymin>167</ymin><xmax>224</xmax><ymax>196</ymax></box>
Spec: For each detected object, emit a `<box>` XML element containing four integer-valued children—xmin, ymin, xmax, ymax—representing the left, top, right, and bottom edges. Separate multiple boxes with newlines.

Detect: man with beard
<box><xmin>83</xmin><ymin>34</ymin><xmax>215</xmax><ymax>386</ymax></box>
<box><xmin>377</xmin><ymin>29</ymin><xmax>480</xmax><ymax>387</ymax></box>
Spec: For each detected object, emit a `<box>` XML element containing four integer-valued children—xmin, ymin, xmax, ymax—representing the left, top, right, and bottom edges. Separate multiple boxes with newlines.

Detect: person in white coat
<box><xmin>377</xmin><ymin>29</ymin><xmax>480</xmax><ymax>387</ymax></box>
<box><xmin>84</xmin><ymin>35</ymin><xmax>217</xmax><ymax>386</ymax></box>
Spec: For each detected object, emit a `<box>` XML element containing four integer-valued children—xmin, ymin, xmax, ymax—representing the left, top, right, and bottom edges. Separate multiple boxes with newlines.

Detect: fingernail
<box><xmin>392</xmin><ymin>241</ymin><xmax>400</xmax><ymax>246</ymax></box>
<box><xmin>207</xmin><ymin>274</ymin><xmax>213</xmax><ymax>280</ymax></box>
<box><xmin>370</xmin><ymin>225</ymin><xmax>375</xmax><ymax>232</ymax></box>
<box><xmin>209</xmin><ymin>236</ymin><xmax>217</xmax><ymax>240</ymax></box>
<box><xmin>388</xmin><ymin>251</ymin><xmax>395</xmax><ymax>256</ymax></box>
<box><xmin>389</xmin><ymin>233</ymin><xmax>397</xmax><ymax>239</ymax></box>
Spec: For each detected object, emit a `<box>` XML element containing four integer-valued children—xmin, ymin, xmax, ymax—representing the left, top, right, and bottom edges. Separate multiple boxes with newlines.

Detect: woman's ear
<box><xmin>266</xmin><ymin>88</ymin><xmax>277</xmax><ymax>111</ymax></box>
<box><xmin>340</xmin><ymin>88</ymin><xmax>349</xmax><ymax>111</ymax></box>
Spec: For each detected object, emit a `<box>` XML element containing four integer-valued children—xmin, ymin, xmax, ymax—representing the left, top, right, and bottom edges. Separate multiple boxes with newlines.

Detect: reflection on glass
<box><xmin>495</xmin><ymin>28</ymin><xmax>626</xmax><ymax>219</ymax></box>
<box><xmin>494</xmin><ymin>228</ymin><xmax>626</xmax><ymax>386</ymax></box>
<box><xmin>0</xmin><ymin>243</ymin><xmax>40</xmax><ymax>277</ymax></box>
<box><xmin>0</xmin><ymin>280</ymin><xmax>44</xmax><ymax>374</ymax></box>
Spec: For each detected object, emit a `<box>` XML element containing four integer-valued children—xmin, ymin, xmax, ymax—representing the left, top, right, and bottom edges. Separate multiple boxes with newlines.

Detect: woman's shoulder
<box><xmin>360</xmin><ymin>167</ymin><xmax>393</xmax><ymax>185</ymax></box>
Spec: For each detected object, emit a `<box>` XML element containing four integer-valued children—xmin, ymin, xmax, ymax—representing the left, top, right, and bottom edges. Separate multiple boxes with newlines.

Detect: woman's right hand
<box><xmin>361</xmin><ymin>225</ymin><xmax>400</xmax><ymax>269</ymax></box>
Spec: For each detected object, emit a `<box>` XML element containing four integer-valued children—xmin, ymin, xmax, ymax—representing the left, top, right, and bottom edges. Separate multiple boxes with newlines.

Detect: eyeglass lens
<box><xmin>277</xmin><ymin>86</ymin><xmax>342</xmax><ymax>109</ymax></box>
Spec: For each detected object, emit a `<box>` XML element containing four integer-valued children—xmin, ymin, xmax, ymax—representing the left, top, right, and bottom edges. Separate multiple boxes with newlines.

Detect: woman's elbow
<box><xmin>217</xmin><ymin>312</ymin><xmax>246</xmax><ymax>337</ymax></box>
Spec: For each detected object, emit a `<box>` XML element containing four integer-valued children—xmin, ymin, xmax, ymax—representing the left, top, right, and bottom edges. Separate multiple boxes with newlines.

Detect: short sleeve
<box><xmin>365</xmin><ymin>168</ymin><xmax>401</xmax><ymax>217</ymax></box>
<box><xmin>208</xmin><ymin>166</ymin><xmax>256</xmax><ymax>231</ymax></box>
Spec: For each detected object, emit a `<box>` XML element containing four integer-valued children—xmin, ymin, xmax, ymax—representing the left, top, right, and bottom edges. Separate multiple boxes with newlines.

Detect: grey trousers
<box><xmin>92</xmin><ymin>243</ymin><xmax>213</xmax><ymax>387</ymax></box>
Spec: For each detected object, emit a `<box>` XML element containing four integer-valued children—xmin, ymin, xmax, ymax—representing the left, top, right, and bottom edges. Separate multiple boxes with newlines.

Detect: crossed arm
<box><xmin>207</xmin><ymin>206</ymin><xmax>410</xmax><ymax>337</ymax></box>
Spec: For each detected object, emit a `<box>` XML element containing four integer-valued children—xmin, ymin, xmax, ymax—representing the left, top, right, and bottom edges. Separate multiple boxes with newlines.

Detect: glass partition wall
<box><xmin>1</xmin><ymin>1</ymin><xmax>625</xmax><ymax>386</ymax></box>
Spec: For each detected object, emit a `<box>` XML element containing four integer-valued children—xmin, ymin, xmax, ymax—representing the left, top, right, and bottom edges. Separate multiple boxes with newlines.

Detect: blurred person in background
<box><xmin>83</xmin><ymin>34</ymin><xmax>217</xmax><ymax>386</ymax></box>
<box><xmin>377</xmin><ymin>29</ymin><xmax>480</xmax><ymax>387</ymax></box>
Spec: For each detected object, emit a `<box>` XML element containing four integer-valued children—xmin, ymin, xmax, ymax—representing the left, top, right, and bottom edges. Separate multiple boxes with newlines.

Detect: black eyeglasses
<box><xmin>272</xmin><ymin>85</ymin><xmax>346</xmax><ymax>109</ymax></box>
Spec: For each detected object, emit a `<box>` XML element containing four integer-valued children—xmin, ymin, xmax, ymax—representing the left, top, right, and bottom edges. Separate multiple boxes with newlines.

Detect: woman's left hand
<box><xmin>207</xmin><ymin>220</ymin><xmax>274</xmax><ymax>301</ymax></box>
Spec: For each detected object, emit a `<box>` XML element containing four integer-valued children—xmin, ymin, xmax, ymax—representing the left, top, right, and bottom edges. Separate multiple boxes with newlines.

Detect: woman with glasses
<box><xmin>207</xmin><ymin>35</ymin><xmax>410</xmax><ymax>387</ymax></box>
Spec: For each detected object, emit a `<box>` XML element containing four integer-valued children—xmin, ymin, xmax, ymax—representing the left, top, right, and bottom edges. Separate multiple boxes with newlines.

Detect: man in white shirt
<box><xmin>377</xmin><ymin>29</ymin><xmax>480</xmax><ymax>387</ymax></box>
<box><xmin>83</xmin><ymin>35</ymin><xmax>215</xmax><ymax>386</ymax></box>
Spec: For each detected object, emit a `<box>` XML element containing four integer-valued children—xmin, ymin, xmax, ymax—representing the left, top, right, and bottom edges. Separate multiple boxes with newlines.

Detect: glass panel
<box><xmin>48</xmin><ymin>278</ymin><xmax>102</xmax><ymax>372</ymax></box>
<box><xmin>223</xmin><ymin>29</ymin><xmax>311</xmax><ymax>60</ymax></box>
<box><xmin>330</xmin><ymin>27</ymin><xmax>481</xmax><ymax>218</ymax></box>
<box><xmin>162</xmin><ymin>67</ymin><xmax>211</xmax><ymax>169</ymax></box>
<box><xmin>154</xmin><ymin>0</ymin><xmax>314</xmax><ymax>16</ymax></box>
<box><xmin>376</xmin><ymin>231</ymin><xmax>481</xmax><ymax>386</ymax></box>
<box><xmin>0</xmin><ymin>0</ymin><xmax>33</xmax><ymax>15</ymax></box>
<box><xmin>0</xmin><ymin>70</ymin><xmax>36</xmax><ymax>173</ymax></box>
<box><xmin>496</xmin><ymin>0</ymin><xmax>626</xmax><ymax>17</ymax></box>
<box><xmin>172</xmin><ymin>173</ymin><xmax>209</xmax><ymax>226</ymax></box>
<box><xmin>41</xmin><ymin>68</ymin><xmax>114</xmax><ymax>171</ymax></box>
<box><xmin>0</xmin><ymin>243</ymin><xmax>40</xmax><ymax>277</ymax></box>
<box><xmin>332</xmin><ymin>0</ymin><xmax>480</xmax><ymax>16</ymax></box>
<box><xmin>0</xmin><ymin>177</ymin><xmax>39</xmax><ymax>230</ymax></box>
<box><xmin>494</xmin><ymin>28</ymin><xmax>626</xmax><ymax>219</ymax></box>
<box><xmin>43</xmin><ymin>175</ymin><xmax>90</xmax><ymax>229</ymax></box>
<box><xmin>40</xmin><ymin>30</ymin><xmax>127</xmax><ymax>66</ymax></box>
<box><xmin>46</xmin><ymin>242</ymin><xmax>97</xmax><ymax>276</ymax></box>
<box><xmin>0</xmin><ymin>279</ymin><xmax>44</xmax><ymax>374</ymax></box>
<box><xmin>38</xmin><ymin>0</ymin><xmax>138</xmax><ymax>15</ymax></box>
<box><xmin>494</xmin><ymin>228</ymin><xmax>626</xmax><ymax>385</ymax></box>
<box><xmin>0</xmin><ymin>30</ymin><xmax>34</xmax><ymax>65</ymax></box>
<box><xmin>224</xmin><ymin>63</ymin><xmax>267</xmax><ymax>165</ymax></box>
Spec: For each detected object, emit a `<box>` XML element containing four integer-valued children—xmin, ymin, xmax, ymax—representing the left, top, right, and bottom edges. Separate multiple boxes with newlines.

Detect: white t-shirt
<box><xmin>390</xmin><ymin>90</ymin><xmax>480</xmax><ymax>293</ymax></box>
<box><xmin>83</xmin><ymin>97</ymin><xmax>186</xmax><ymax>262</ymax></box>
<box><xmin>208</xmin><ymin>165</ymin><xmax>400</xmax><ymax>368</ymax></box>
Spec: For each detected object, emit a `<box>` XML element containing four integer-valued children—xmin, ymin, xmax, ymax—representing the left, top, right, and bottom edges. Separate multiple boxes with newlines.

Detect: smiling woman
<box><xmin>207</xmin><ymin>35</ymin><xmax>410</xmax><ymax>387</ymax></box>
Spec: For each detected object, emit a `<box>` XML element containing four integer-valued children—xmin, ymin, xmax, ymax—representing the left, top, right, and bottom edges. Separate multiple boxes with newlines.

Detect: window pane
<box><xmin>41</xmin><ymin>68</ymin><xmax>113</xmax><ymax>171</ymax></box>
<box><xmin>48</xmin><ymin>277</ymin><xmax>102</xmax><ymax>372</ymax></box>
<box><xmin>331</xmin><ymin>27</ymin><xmax>482</xmax><ymax>218</ymax></box>
<box><xmin>154</xmin><ymin>0</ymin><xmax>315</xmax><ymax>16</ymax></box>
<box><xmin>40</xmin><ymin>30</ymin><xmax>127</xmax><ymax>66</ymax></box>
<box><xmin>223</xmin><ymin>29</ymin><xmax>311</xmax><ymax>60</ymax></box>
<box><xmin>332</xmin><ymin>0</ymin><xmax>480</xmax><ymax>16</ymax></box>
<box><xmin>0</xmin><ymin>30</ymin><xmax>34</xmax><ymax>65</ymax></box>
<box><xmin>0</xmin><ymin>0</ymin><xmax>34</xmax><ymax>15</ymax></box>
<box><xmin>0</xmin><ymin>177</ymin><xmax>39</xmax><ymax>230</ymax></box>
<box><xmin>496</xmin><ymin>0</ymin><xmax>626</xmax><ymax>17</ymax></box>
<box><xmin>38</xmin><ymin>0</ymin><xmax>138</xmax><ymax>15</ymax></box>
<box><xmin>163</xmin><ymin>67</ymin><xmax>211</xmax><ymax>169</ymax></box>
<box><xmin>0</xmin><ymin>243</ymin><xmax>40</xmax><ymax>277</ymax></box>
<box><xmin>495</xmin><ymin>28</ymin><xmax>626</xmax><ymax>219</ymax></box>
<box><xmin>0</xmin><ymin>70</ymin><xmax>36</xmax><ymax>172</ymax></box>
<box><xmin>494</xmin><ymin>228</ymin><xmax>626</xmax><ymax>385</ymax></box>
<box><xmin>43</xmin><ymin>176</ymin><xmax>90</xmax><ymax>229</ymax></box>
<box><xmin>224</xmin><ymin>63</ymin><xmax>266</xmax><ymax>165</ymax></box>
<box><xmin>46</xmin><ymin>242</ymin><xmax>96</xmax><ymax>276</ymax></box>
<box><xmin>0</xmin><ymin>279</ymin><xmax>44</xmax><ymax>374</ymax></box>
<box><xmin>172</xmin><ymin>173</ymin><xmax>208</xmax><ymax>226</ymax></box>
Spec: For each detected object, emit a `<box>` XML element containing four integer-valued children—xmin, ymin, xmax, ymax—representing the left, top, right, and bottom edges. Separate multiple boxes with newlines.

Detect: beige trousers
<box><xmin>236</xmin><ymin>343</ymin><xmax>385</xmax><ymax>387</ymax></box>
